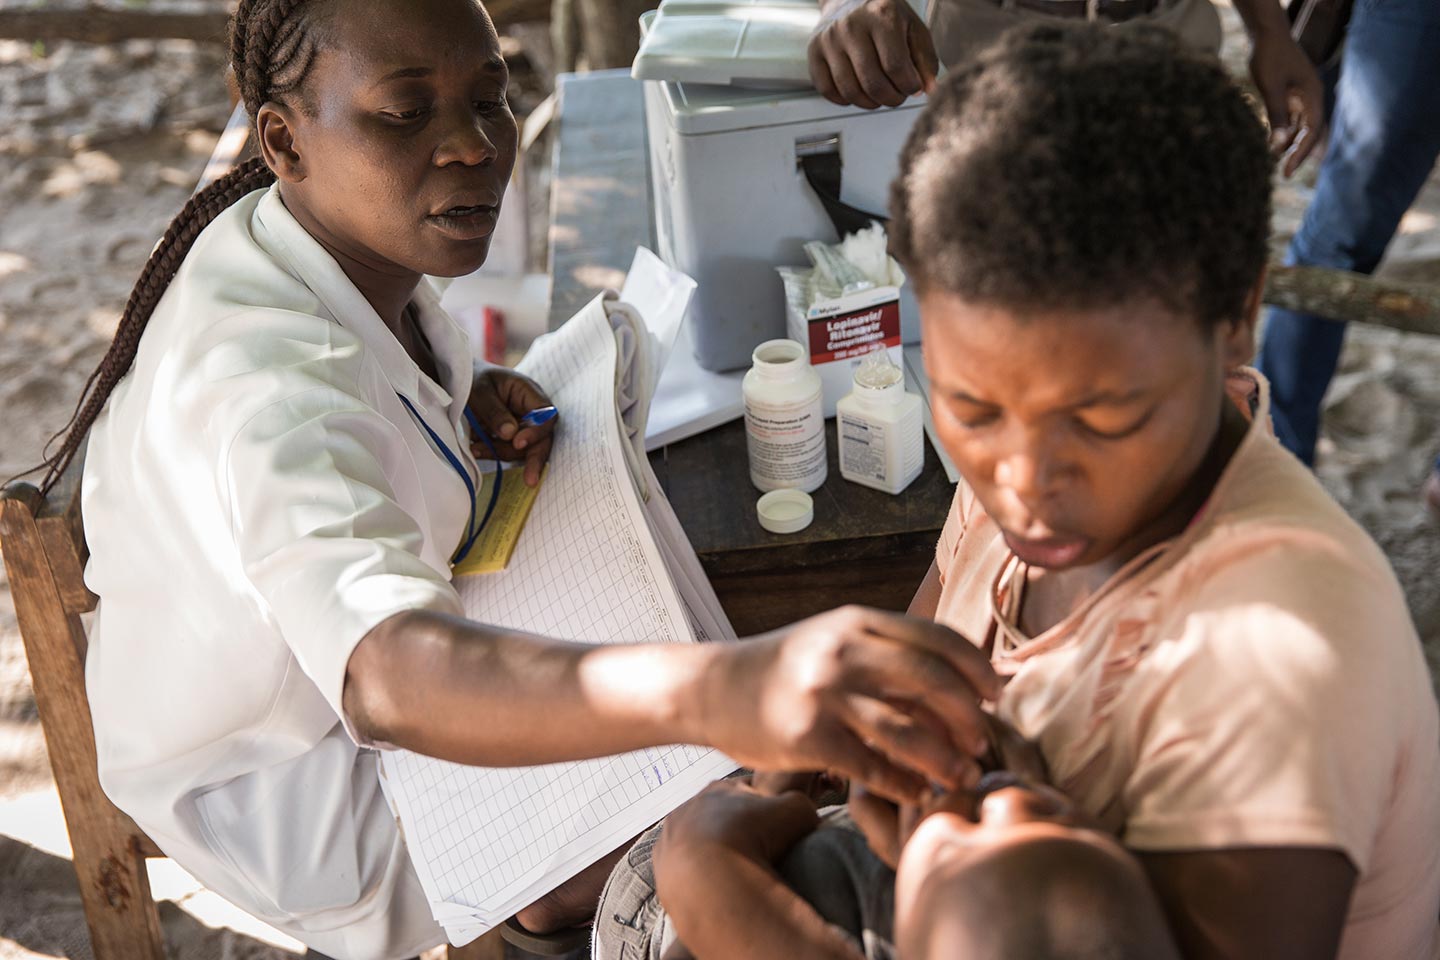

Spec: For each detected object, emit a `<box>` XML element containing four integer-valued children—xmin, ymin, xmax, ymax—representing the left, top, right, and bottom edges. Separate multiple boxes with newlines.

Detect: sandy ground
<box><xmin>0</xmin><ymin>2</ymin><xmax>1437</xmax><ymax>957</ymax></box>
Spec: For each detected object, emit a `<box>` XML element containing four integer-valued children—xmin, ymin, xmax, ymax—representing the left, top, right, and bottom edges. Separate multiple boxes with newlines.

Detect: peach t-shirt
<box><xmin>933</xmin><ymin>371</ymin><xmax>1440</xmax><ymax>959</ymax></box>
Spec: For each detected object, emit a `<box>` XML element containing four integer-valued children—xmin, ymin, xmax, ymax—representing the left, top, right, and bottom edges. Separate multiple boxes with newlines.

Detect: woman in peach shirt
<box><xmin>596</xmin><ymin>22</ymin><xmax>1440</xmax><ymax>960</ymax></box>
<box><xmin>893</xmin><ymin>24</ymin><xmax>1440</xmax><ymax>960</ymax></box>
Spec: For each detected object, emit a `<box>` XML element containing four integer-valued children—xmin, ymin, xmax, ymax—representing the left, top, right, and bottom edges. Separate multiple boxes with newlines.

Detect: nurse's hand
<box><xmin>704</xmin><ymin>606</ymin><xmax>999</xmax><ymax>805</ymax></box>
<box><xmin>810</xmin><ymin>0</ymin><xmax>938</xmax><ymax>109</ymax></box>
<box><xmin>469</xmin><ymin>366</ymin><xmax>555</xmax><ymax>486</ymax></box>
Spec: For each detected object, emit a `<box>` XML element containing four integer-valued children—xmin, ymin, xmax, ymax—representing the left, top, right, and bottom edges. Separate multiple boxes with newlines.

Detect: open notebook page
<box><xmin>379</xmin><ymin>295</ymin><xmax>737</xmax><ymax>943</ymax></box>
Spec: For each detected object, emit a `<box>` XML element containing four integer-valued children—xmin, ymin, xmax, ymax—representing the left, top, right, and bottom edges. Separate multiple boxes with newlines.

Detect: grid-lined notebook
<box><xmin>379</xmin><ymin>293</ymin><xmax>737</xmax><ymax>946</ymax></box>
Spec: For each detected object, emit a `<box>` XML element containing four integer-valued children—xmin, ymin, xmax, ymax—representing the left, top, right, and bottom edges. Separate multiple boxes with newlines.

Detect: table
<box><xmin>548</xmin><ymin>71</ymin><xmax>956</xmax><ymax>636</ymax></box>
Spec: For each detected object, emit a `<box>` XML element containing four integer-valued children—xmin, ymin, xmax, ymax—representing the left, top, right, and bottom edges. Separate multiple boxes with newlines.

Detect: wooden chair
<box><xmin>1</xmin><ymin>454</ymin><xmax>168</xmax><ymax>959</ymax></box>
<box><xmin>1</xmin><ymin>455</ymin><xmax>518</xmax><ymax>959</ymax></box>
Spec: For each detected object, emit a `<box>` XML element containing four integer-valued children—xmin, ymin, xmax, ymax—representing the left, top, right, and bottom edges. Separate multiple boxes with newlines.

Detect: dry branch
<box><xmin>0</xmin><ymin>8</ymin><xmax>231</xmax><ymax>44</ymax></box>
<box><xmin>0</xmin><ymin>0</ymin><xmax>548</xmax><ymax>45</ymax></box>
<box><xmin>1263</xmin><ymin>266</ymin><xmax>1440</xmax><ymax>338</ymax></box>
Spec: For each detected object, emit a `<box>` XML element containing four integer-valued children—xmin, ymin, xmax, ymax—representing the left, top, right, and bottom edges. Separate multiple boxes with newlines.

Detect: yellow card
<box><xmin>452</xmin><ymin>465</ymin><xmax>548</xmax><ymax>576</ymax></box>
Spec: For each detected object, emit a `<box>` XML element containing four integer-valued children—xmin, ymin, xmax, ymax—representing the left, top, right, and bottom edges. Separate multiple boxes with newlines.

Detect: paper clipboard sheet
<box><xmin>379</xmin><ymin>294</ymin><xmax>737</xmax><ymax>944</ymax></box>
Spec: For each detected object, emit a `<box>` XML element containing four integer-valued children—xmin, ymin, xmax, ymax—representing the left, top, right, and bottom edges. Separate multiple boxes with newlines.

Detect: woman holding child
<box><xmin>598</xmin><ymin>21</ymin><xmax>1440</xmax><ymax>960</ymax></box>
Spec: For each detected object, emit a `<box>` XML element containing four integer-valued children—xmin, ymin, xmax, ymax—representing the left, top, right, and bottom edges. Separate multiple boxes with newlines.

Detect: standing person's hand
<box><xmin>468</xmin><ymin>366</ymin><xmax>556</xmax><ymax>486</ymax></box>
<box><xmin>1248</xmin><ymin>29</ymin><xmax>1325</xmax><ymax>176</ymax></box>
<box><xmin>703</xmin><ymin>606</ymin><xmax>1000</xmax><ymax>804</ymax></box>
<box><xmin>809</xmin><ymin>0</ymin><xmax>939</xmax><ymax>109</ymax></box>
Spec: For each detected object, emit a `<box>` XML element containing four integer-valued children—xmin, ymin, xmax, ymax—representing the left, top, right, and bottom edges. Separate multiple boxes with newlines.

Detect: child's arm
<box><xmin>1136</xmin><ymin>849</ymin><xmax>1355</xmax><ymax>960</ymax></box>
<box><xmin>653</xmin><ymin>781</ymin><xmax>866</xmax><ymax>960</ymax></box>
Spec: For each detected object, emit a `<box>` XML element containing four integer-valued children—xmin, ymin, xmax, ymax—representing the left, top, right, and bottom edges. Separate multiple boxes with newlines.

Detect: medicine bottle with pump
<box><xmin>836</xmin><ymin>349</ymin><xmax>924</xmax><ymax>494</ymax></box>
<box><xmin>743</xmin><ymin>339</ymin><xmax>827</xmax><ymax>493</ymax></box>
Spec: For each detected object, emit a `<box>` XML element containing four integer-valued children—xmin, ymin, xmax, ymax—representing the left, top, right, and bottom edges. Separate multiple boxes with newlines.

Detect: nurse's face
<box><xmin>263</xmin><ymin>0</ymin><xmax>518</xmax><ymax>279</ymax></box>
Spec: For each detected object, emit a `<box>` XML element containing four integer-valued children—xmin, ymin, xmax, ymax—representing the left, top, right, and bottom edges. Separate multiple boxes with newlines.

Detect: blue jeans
<box><xmin>1254</xmin><ymin>0</ymin><xmax>1440</xmax><ymax>465</ymax></box>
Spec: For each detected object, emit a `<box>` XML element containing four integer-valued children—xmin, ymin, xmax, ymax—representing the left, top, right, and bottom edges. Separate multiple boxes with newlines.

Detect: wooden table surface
<box><xmin>548</xmin><ymin>71</ymin><xmax>955</xmax><ymax>635</ymax></box>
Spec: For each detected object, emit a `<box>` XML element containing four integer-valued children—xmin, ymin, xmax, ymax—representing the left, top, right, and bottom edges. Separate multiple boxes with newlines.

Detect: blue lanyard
<box><xmin>397</xmin><ymin>394</ymin><xmax>501</xmax><ymax>565</ymax></box>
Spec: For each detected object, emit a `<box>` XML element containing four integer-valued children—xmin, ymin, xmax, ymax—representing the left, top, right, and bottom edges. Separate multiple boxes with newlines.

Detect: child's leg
<box><xmin>516</xmin><ymin>841</ymin><xmax>631</xmax><ymax>933</ymax></box>
<box><xmin>592</xmin><ymin>808</ymin><xmax>896</xmax><ymax>960</ymax></box>
<box><xmin>776</xmin><ymin>808</ymin><xmax>897</xmax><ymax>960</ymax></box>
<box><xmin>592</xmin><ymin>822</ymin><xmax>674</xmax><ymax>960</ymax></box>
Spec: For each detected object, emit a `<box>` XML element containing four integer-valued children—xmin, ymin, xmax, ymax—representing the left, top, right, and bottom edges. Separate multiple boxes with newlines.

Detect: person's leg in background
<box><xmin>1255</xmin><ymin>0</ymin><xmax>1440</xmax><ymax>466</ymax></box>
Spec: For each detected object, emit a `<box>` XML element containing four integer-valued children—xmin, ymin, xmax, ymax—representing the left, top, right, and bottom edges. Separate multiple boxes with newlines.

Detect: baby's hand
<box><xmin>468</xmin><ymin>366</ymin><xmax>555</xmax><ymax>486</ymax></box>
<box><xmin>848</xmin><ymin>715</ymin><xmax>1056</xmax><ymax>869</ymax></box>
<box><xmin>979</xmin><ymin>713</ymin><xmax>1048</xmax><ymax>784</ymax></box>
<box><xmin>750</xmin><ymin>769</ymin><xmax>849</xmax><ymax>807</ymax></box>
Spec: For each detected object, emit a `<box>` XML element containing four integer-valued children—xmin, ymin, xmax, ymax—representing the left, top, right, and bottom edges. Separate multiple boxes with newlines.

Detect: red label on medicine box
<box><xmin>806</xmin><ymin>299</ymin><xmax>902</xmax><ymax>365</ymax></box>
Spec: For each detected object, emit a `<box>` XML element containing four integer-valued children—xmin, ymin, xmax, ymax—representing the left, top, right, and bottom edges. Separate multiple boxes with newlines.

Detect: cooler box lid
<box><xmin>632</xmin><ymin>0</ymin><xmax>818</xmax><ymax>89</ymax></box>
<box><xmin>648</xmin><ymin>72</ymin><xmax>927</xmax><ymax>136</ymax></box>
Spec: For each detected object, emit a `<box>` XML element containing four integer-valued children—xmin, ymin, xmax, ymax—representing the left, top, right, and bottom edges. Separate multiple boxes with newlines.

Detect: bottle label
<box><xmin>839</xmin><ymin>413</ymin><xmax>887</xmax><ymax>483</ymax></box>
<box><xmin>745</xmin><ymin>394</ymin><xmax>826</xmax><ymax>489</ymax></box>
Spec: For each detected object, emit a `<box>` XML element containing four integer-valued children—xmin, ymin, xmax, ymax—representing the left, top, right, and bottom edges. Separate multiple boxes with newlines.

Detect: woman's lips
<box><xmin>1001</xmin><ymin>531</ymin><xmax>1091</xmax><ymax>568</ymax></box>
<box><xmin>425</xmin><ymin>205</ymin><xmax>499</xmax><ymax>241</ymax></box>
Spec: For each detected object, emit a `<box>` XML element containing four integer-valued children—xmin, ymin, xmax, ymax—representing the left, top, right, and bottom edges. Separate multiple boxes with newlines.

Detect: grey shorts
<box><xmin>592</xmin><ymin>807</ymin><xmax>896</xmax><ymax>960</ymax></box>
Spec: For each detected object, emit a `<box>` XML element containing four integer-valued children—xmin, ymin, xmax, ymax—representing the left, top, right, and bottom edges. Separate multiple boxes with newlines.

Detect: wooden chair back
<box><xmin>1</xmin><ymin>451</ymin><xmax>168</xmax><ymax>960</ymax></box>
<box><xmin>1</xmin><ymin>459</ymin><xmax>515</xmax><ymax>960</ymax></box>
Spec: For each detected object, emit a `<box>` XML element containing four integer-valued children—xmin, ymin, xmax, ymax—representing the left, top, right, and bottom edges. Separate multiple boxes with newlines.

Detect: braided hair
<box><xmin>32</xmin><ymin>0</ymin><xmax>327</xmax><ymax>495</ymax></box>
<box><xmin>888</xmin><ymin>22</ymin><xmax>1272</xmax><ymax>331</ymax></box>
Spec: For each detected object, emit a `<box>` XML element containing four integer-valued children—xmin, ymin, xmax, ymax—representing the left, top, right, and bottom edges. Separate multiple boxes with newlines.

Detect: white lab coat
<box><xmin>83</xmin><ymin>184</ymin><xmax>480</xmax><ymax>960</ymax></box>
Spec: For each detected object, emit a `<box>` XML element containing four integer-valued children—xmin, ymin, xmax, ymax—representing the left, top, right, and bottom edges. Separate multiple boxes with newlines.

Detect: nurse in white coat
<box><xmin>41</xmin><ymin>1</ymin><xmax>1003</xmax><ymax>957</ymax></box>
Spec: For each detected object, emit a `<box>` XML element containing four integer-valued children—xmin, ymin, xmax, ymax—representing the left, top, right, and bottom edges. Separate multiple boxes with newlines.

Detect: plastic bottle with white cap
<box><xmin>836</xmin><ymin>348</ymin><xmax>924</xmax><ymax>495</ymax></box>
<box><xmin>743</xmin><ymin>338</ymin><xmax>827</xmax><ymax>495</ymax></box>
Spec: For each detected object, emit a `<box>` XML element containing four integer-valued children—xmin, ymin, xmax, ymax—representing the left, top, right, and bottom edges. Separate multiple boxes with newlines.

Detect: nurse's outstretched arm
<box><xmin>343</xmin><ymin>604</ymin><xmax>999</xmax><ymax>804</ymax></box>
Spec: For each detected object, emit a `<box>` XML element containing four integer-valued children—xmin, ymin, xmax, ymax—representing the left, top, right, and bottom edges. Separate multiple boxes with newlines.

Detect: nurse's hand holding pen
<box><xmin>468</xmin><ymin>365</ymin><xmax>556</xmax><ymax>486</ymax></box>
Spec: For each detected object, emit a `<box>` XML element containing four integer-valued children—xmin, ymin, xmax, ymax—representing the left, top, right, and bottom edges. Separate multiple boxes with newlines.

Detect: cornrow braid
<box><xmin>31</xmin><ymin>0</ymin><xmax>324</xmax><ymax>496</ymax></box>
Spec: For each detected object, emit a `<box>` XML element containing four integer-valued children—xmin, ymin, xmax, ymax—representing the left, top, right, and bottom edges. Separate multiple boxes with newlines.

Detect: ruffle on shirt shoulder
<box><xmin>936</xmin><ymin>478</ymin><xmax>983</xmax><ymax>582</ymax></box>
<box><xmin>1048</xmin><ymin>518</ymin><xmax>1356</xmax><ymax>797</ymax></box>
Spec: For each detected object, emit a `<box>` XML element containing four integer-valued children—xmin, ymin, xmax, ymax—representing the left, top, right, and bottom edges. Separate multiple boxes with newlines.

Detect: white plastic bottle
<box><xmin>836</xmin><ymin>350</ymin><xmax>924</xmax><ymax>494</ymax></box>
<box><xmin>743</xmin><ymin>339</ymin><xmax>827</xmax><ymax>493</ymax></box>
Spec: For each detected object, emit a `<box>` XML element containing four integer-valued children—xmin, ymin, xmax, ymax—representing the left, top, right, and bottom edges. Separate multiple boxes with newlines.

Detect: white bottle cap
<box><xmin>756</xmin><ymin>488</ymin><xmax>814</xmax><ymax>534</ymax></box>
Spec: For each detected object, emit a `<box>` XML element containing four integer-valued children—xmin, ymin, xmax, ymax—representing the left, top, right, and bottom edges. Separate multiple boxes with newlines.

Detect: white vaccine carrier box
<box><xmin>643</xmin><ymin>79</ymin><xmax>926</xmax><ymax>372</ymax></box>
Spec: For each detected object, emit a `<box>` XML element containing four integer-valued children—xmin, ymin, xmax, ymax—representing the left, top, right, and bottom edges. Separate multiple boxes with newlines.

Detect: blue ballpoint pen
<box><xmin>518</xmin><ymin>405</ymin><xmax>558</xmax><ymax>429</ymax></box>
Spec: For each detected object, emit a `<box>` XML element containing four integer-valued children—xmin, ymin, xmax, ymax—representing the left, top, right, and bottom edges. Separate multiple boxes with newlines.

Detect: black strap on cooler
<box><xmin>798</xmin><ymin>150</ymin><xmax>889</xmax><ymax>239</ymax></box>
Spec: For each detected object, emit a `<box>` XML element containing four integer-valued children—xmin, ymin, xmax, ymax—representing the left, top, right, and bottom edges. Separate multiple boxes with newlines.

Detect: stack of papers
<box><xmin>380</xmin><ymin>293</ymin><xmax>739</xmax><ymax>945</ymax></box>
